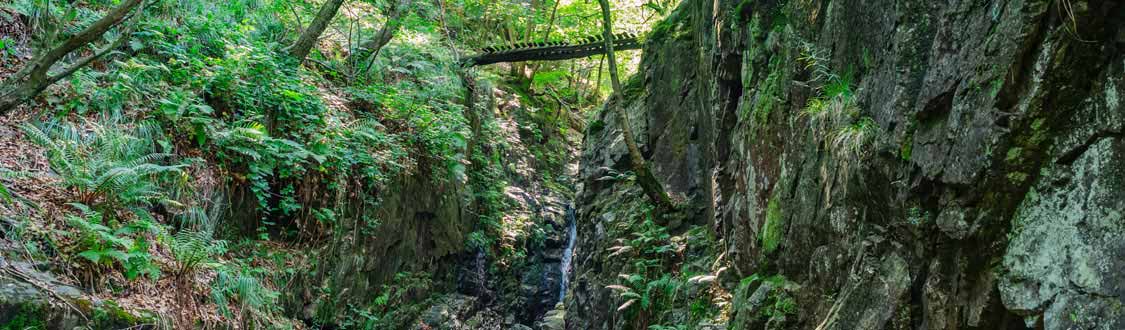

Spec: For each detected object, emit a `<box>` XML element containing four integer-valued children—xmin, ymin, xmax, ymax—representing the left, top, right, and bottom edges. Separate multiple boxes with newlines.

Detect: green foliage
<box><xmin>20</xmin><ymin>120</ymin><xmax>187</xmax><ymax>218</ymax></box>
<box><xmin>329</xmin><ymin>272</ymin><xmax>434</xmax><ymax>330</ymax></box>
<box><xmin>0</xmin><ymin>303</ymin><xmax>47</xmax><ymax>330</ymax></box>
<box><xmin>66</xmin><ymin>204</ymin><xmax>161</xmax><ymax>281</ymax></box>
<box><xmin>588</xmin><ymin>119</ymin><xmax>606</xmax><ymax>133</ymax></box>
<box><xmin>89</xmin><ymin>300</ymin><xmax>159</xmax><ymax>329</ymax></box>
<box><xmin>829</xmin><ymin>116</ymin><xmax>878</xmax><ymax>163</ymax></box>
<box><xmin>642</xmin><ymin>0</ymin><xmax>677</xmax><ymax>16</ymax></box>
<box><xmin>800</xmin><ymin>70</ymin><xmax>858</xmax><ymax>139</ymax></box>
<box><xmin>532</xmin><ymin>70</ymin><xmax>569</xmax><ymax>91</ymax></box>
<box><xmin>3</xmin><ymin>0</ymin><xmax>671</xmax><ymax>326</ymax></box>
<box><xmin>798</xmin><ymin>42</ymin><xmax>880</xmax><ymax>195</ymax></box>
<box><xmin>737</xmin><ymin>274</ymin><xmax>797</xmax><ymax>322</ymax></box>
<box><xmin>169</xmin><ymin>227</ymin><xmax>227</xmax><ymax>278</ymax></box>
<box><xmin>0</xmin><ymin>168</ymin><xmax>17</xmax><ymax>205</ymax></box>
<box><xmin>906</xmin><ymin>206</ymin><xmax>928</xmax><ymax>226</ymax></box>
<box><xmin>0</xmin><ymin>37</ymin><xmax>16</xmax><ymax>59</ymax></box>
<box><xmin>344</xmin><ymin>32</ymin><xmax>471</xmax><ymax>179</ymax></box>
<box><xmin>463</xmin><ymin>118</ymin><xmax>510</xmax><ymax>258</ymax></box>
<box><xmin>751</xmin><ymin>55</ymin><xmax>789</xmax><ymax>125</ymax></box>
<box><xmin>211</xmin><ymin>267</ymin><xmax>280</xmax><ymax>327</ymax></box>
<box><xmin>606</xmin><ymin>273</ymin><xmax>684</xmax><ymax>325</ymax></box>
<box><xmin>799</xmin><ymin>44</ymin><xmax>878</xmax><ymax>159</ymax></box>
<box><xmin>605</xmin><ymin>214</ymin><xmax>679</xmax><ymax>274</ymax></box>
<box><xmin>210</xmin><ymin>121</ymin><xmax>320</xmax><ymax>218</ymax></box>
<box><xmin>646</xmin><ymin>1</ymin><xmax>689</xmax><ymax>44</ymax></box>
<box><xmin>350</xmin><ymin>79</ymin><xmax>469</xmax><ymax>178</ymax></box>
<box><xmin>603</xmin><ymin>207</ymin><xmax>721</xmax><ymax>329</ymax></box>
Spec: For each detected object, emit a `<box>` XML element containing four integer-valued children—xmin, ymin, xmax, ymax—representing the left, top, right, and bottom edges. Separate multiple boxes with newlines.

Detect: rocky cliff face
<box><xmin>287</xmin><ymin>173</ymin><xmax>470</xmax><ymax>322</ymax></box>
<box><xmin>568</xmin><ymin>0</ymin><xmax>1124</xmax><ymax>329</ymax></box>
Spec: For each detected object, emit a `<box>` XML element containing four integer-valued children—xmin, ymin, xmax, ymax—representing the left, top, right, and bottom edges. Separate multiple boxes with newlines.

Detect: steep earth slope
<box><xmin>568</xmin><ymin>0</ymin><xmax>1124</xmax><ymax>329</ymax></box>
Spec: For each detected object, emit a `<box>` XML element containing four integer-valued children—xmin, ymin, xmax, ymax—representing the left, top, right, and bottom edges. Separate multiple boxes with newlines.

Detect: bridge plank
<box><xmin>463</xmin><ymin>38</ymin><xmax>641</xmax><ymax>66</ymax></box>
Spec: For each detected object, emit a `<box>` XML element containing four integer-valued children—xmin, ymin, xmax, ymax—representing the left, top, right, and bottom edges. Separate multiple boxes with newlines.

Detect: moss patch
<box><xmin>900</xmin><ymin>131</ymin><xmax>914</xmax><ymax>161</ymax></box>
<box><xmin>1005</xmin><ymin>147</ymin><xmax>1023</xmax><ymax>163</ymax></box>
<box><xmin>760</xmin><ymin>197</ymin><xmax>783</xmax><ymax>253</ymax></box>
<box><xmin>1006</xmin><ymin>172</ymin><xmax>1028</xmax><ymax>184</ymax></box>
<box><xmin>646</xmin><ymin>2</ymin><xmax>691</xmax><ymax>44</ymax></box>
<box><xmin>750</xmin><ymin>51</ymin><xmax>791</xmax><ymax>129</ymax></box>
<box><xmin>1</xmin><ymin>303</ymin><xmax>47</xmax><ymax>330</ymax></box>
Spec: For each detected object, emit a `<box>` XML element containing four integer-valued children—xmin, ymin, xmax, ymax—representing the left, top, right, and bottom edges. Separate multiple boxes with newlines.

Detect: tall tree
<box><xmin>597</xmin><ymin>0</ymin><xmax>674</xmax><ymax>211</ymax></box>
<box><xmin>0</xmin><ymin>0</ymin><xmax>145</xmax><ymax>114</ymax></box>
<box><xmin>289</xmin><ymin>0</ymin><xmax>347</xmax><ymax>62</ymax></box>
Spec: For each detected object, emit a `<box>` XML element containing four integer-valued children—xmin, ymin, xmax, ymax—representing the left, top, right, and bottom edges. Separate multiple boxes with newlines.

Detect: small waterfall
<box><xmin>558</xmin><ymin>205</ymin><xmax>577</xmax><ymax>302</ymax></box>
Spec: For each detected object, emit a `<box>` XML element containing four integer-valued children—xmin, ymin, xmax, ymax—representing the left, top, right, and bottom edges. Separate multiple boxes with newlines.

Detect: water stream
<box><xmin>558</xmin><ymin>205</ymin><xmax>577</xmax><ymax>302</ymax></box>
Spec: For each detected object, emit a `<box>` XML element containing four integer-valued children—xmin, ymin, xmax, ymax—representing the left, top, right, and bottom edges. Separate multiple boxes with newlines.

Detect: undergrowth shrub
<box><xmin>604</xmin><ymin>207</ymin><xmax>720</xmax><ymax>329</ymax></box>
<box><xmin>730</xmin><ymin>273</ymin><xmax>797</xmax><ymax>328</ymax></box>
<box><xmin>169</xmin><ymin>227</ymin><xmax>226</xmax><ymax>279</ymax></box>
<box><xmin>211</xmin><ymin>266</ymin><xmax>282</xmax><ymax>328</ymax></box>
<box><xmin>324</xmin><ymin>271</ymin><xmax>433</xmax><ymax>330</ymax></box>
<box><xmin>12</xmin><ymin>0</ymin><xmax>476</xmax><ymax>240</ymax></box>
<box><xmin>65</xmin><ymin>204</ymin><xmax>162</xmax><ymax>282</ymax></box>
<box><xmin>20</xmin><ymin>119</ymin><xmax>188</xmax><ymax>219</ymax></box>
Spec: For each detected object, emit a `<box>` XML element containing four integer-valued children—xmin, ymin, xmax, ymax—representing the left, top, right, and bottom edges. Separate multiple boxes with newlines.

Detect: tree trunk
<box><xmin>357</xmin><ymin>0</ymin><xmax>412</xmax><ymax>59</ymax></box>
<box><xmin>526</xmin><ymin>0</ymin><xmax>560</xmax><ymax>81</ymax></box>
<box><xmin>0</xmin><ymin>0</ymin><xmax>144</xmax><ymax>114</ymax></box>
<box><xmin>289</xmin><ymin>0</ymin><xmax>347</xmax><ymax>62</ymax></box>
<box><xmin>461</xmin><ymin>71</ymin><xmax>481</xmax><ymax>163</ymax></box>
<box><xmin>510</xmin><ymin>0</ymin><xmax>539</xmax><ymax>81</ymax></box>
<box><xmin>596</xmin><ymin>0</ymin><xmax>674</xmax><ymax>211</ymax></box>
<box><xmin>354</xmin><ymin>0</ymin><xmax>412</xmax><ymax>76</ymax></box>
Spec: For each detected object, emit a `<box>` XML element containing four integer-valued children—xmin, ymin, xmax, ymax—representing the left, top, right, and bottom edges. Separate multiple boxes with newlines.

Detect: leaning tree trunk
<box><xmin>289</xmin><ymin>0</ymin><xmax>347</xmax><ymax>62</ymax></box>
<box><xmin>596</xmin><ymin>0</ymin><xmax>675</xmax><ymax>211</ymax></box>
<box><xmin>0</xmin><ymin>0</ymin><xmax>144</xmax><ymax>114</ymax></box>
<box><xmin>352</xmin><ymin>0</ymin><xmax>412</xmax><ymax>77</ymax></box>
<box><xmin>356</xmin><ymin>0</ymin><xmax>412</xmax><ymax>60</ymax></box>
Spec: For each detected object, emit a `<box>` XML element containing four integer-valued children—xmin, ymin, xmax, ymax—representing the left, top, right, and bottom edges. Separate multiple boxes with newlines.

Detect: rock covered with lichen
<box><xmin>568</xmin><ymin>0</ymin><xmax>1124</xmax><ymax>329</ymax></box>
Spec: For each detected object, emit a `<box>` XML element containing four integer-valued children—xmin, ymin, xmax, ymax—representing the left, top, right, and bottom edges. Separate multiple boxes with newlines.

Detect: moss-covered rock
<box><xmin>570</xmin><ymin>0</ymin><xmax>1125</xmax><ymax>329</ymax></box>
<box><xmin>0</xmin><ymin>259</ymin><xmax>156</xmax><ymax>329</ymax></box>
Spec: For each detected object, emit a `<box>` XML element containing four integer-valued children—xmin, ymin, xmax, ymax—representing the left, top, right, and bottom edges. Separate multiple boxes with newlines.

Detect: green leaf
<box><xmin>104</xmin><ymin>250</ymin><xmax>130</xmax><ymax>262</ymax></box>
<box><xmin>78</xmin><ymin>250</ymin><xmax>106</xmax><ymax>263</ymax></box>
<box><xmin>0</xmin><ymin>181</ymin><xmax>12</xmax><ymax>204</ymax></box>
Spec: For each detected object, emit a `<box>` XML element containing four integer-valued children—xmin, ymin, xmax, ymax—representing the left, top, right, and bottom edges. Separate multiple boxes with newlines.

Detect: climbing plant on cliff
<box><xmin>798</xmin><ymin>42</ymin><xmax>879</xmax><ymax>200</ymax></box>
<box><xmin>597</xmin><ymin>0</ymin><xmax>674</xmax><ymax>211</ymax></box>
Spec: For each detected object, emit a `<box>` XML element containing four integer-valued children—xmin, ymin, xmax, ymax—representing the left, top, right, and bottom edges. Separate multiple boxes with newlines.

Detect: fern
<box><xmin>211</xmin><ymin>267</ymin><xmax>279</xmax><ymax>327</ymax></box>
<box><xmin>20</xmin><ymin>120</ymin><xmax>187</xmax><ymax>217</ymax></box>
<box><xmin>608</xmin><ymin>273</ymin><xmax>685</xmax><ymax>327</ymax></box>
<box><xmin>169</xmin><ymin>227</ymin><xmax>226</xmax><ymax>278</ymax></box>
<box><xmin>0</xmin><ymin>168</ymin><xmax>23</xmax><ymax>205</ymax></box>
<box><xmin>66</xmin><ymin>204</ymin><xmax>161</xmax><ymax>280</ymax></box>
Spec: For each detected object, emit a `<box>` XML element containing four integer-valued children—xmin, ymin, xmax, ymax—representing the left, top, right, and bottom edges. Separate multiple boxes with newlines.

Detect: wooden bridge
<box><xmin>463</xmin><ymin>33</ymin><xmax>642</xmax><ymax>66</ymax></box>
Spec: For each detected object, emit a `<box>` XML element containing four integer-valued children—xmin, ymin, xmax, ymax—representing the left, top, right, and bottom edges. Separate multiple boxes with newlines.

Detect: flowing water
<box><xmin>558</xmin><ymin>205</ymin><xmax>577</xmax><ymax>302</ymax></box>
